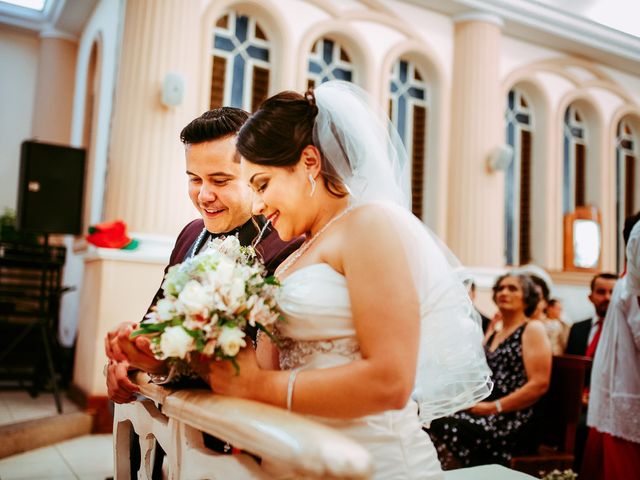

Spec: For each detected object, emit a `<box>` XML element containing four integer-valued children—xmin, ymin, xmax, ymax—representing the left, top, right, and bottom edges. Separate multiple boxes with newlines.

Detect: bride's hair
<box><xmin>237</xmin><ymin>90</ymin><xmax>349</xmax><ymax>198</ymax></box>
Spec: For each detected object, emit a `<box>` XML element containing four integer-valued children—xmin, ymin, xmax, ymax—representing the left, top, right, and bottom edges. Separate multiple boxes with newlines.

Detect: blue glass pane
<box><xmin>390</xmin><ymin>81</ymin><xmax>398</xmax><ymax>93</ymax></box>
<box><xmin>563</xmin><ymin>134</ymin><xmax>570</xmax><ymax>213</ymax></box>
<box><xmin>407</xmin><ymin>87</ymin><xmax>425</xmax><ymax>100</ymax></box>
<box><xmin>231</xmin><ymin>54</ymin><xmax>246</xmax><ymax>107</ymax></box>
<box><xmin>616</xmin><ymin>148</ymin><xmax>622</xmax><ymax>268</ymax></box>
<box><xmin>397</xmin><ymin>95</ymin><xmax>407</xmax><ymax>144</ymax></box>
<box><xmin>399</xmin><ymin>60</ymin><xmax>408</xmax><ymax>83</ymax></box>
<box><xmin>508</xmin><ymin>90</ymin><xmax>515</xmax><ymax>110</ymax></box>
<box><xmin>322</xmin><ymin>39</ymin><xmax>334</xmax><ymax>65</ymax></box>
<box><xmin>214</xmin><ymin>36</ymin><xmax>234</xmax><ymax>52</ymax></box>
<box><xmin>564</xmin><ymin>107</ymin><xmax>571</xmax><ymax>125</ymax></box>
<box><xmin>505</xmin><ymin>137</ymin><xmax>515</xmax><ymax>265</ymax></box>
<box><xmin>308</xmin><ymin>60</ymin><xmax>322</xmax><ymax>74</ymax></box>
<box><xmin>235</xmin><ymin>15</ymin><xmax>248</xmax><ymax>43</ymax></box>
<box><xmin>571</xmin><ymin>127</ymin><xmax>583</xmax><ymax>139</ymax></box>
<box><xmin>246</xmin><ymin>45</ymin><xmax>269</xmax><ymax>61</ymax></box>
<box><xmin>321</xmin><ymin>75</ymin><xmax>330</xmax><ymax>83</ymax></box>
<box><xmin>515</xmin><ymin>113</ymin><xmax>530</xmax><ymax>125</ymax></box>
<box><xmin>507</xmin><ymin>121</ymin><xmax>515</xmax><ymax>148</ymax></box>
<box><xmin>332</xmin><ymin>69</ymin><xmax>351</xmax><ymax>81</ymax></box>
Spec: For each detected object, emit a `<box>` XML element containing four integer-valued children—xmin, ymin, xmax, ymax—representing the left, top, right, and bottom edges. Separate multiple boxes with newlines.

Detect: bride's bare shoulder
<box><xmin>343</xmin><ymin>204</ymin><xmax>404</xmax><ymax>246</ymax></box>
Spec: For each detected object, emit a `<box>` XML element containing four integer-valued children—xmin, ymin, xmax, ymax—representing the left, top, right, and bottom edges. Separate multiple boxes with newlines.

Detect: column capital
<box><xmin>40</xmin><ymin>24</ymin><xmax>77</xmax><ymax>41</ymax></box>
<box><xmin>453</xmin><ymin>11</ymin><xmax>504</xmax><ymax>29</ymax></box>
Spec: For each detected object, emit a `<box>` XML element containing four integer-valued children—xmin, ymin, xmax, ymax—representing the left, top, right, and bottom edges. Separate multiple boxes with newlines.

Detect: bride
<box><xmin>197</xmin><ymin>81</ymin><xmax>491</xmax><ymax>479</ymax></box>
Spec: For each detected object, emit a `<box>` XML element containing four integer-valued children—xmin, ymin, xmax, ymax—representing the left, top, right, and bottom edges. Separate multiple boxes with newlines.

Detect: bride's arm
<box><xmin>256</xmin><ymin>333</ymin><xmax>280</xmax><ymax>370</ymax></box>
<box><xmin>204</xmin><ymin>207</ymin><xmax>420</xmax><ymax>418</ymax></box>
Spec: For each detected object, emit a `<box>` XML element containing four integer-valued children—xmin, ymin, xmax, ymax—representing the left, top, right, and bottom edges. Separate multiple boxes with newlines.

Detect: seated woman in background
<box><xmin>428</xmin><ymin>273</ymin><xmax>552</xmax><ymax>468</ymax></box>
<box><xmin>530</xmin><ymin>275</ymin><xmax>569</xmax><ymax>355</ymax></box>
<box><xmin>545</xmin><ymin>298</ymin><xmax>570</xmax><ymax>354</ymax></box>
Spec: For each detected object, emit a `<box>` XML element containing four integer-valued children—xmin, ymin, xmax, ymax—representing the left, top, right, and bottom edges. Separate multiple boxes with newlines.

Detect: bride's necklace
<box><xmin>277</xmin><ymin>206</ymin><xmax>353</xmax><ymax>277</ymax></box>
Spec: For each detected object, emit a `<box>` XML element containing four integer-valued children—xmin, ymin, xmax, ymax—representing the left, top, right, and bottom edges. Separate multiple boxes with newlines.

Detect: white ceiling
<box><xmin>0</xmin><ymin>0</ymin><xmax>98</xmax><ymax>38</ymax></box>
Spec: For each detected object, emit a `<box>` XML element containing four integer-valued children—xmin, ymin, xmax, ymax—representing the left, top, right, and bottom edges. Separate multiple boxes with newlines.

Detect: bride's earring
<box><xmin>308</xmin><ymin>174</ymin><xmax>317</xmax><ymax>197</ymax></box>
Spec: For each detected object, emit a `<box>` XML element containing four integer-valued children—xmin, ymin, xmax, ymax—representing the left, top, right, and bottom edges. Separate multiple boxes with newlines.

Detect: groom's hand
<box><xmin>117</xmin><ymin>326</ymin><xmax>166</xmax><ymax>374</ymax></box>
<box><xmin>105</xmin><ymin>321</ymin><xmax>137</xmax><ymax>362</ymax></box>
<box><xmin>106</xmin><ymin>360</ymin><xmax>139</xmax><ymax>404</ymax></box>
<box><xmin>105</xmin><ymin>321</ymin><xmax>166</xmax><ymax>374</ymax></box>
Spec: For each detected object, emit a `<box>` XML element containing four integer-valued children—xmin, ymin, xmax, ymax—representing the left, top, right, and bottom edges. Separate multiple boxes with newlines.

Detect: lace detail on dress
<box><xmin>278</xmin><ymin>335</ymin><xmax>360</xmax><ymax>370</ymax></box>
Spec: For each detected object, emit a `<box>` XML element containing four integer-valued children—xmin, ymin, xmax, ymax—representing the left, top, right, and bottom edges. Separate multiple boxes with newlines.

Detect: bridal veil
<box><xmin>312</xmin><ymin>80</ymin><xmax>492</xmax><ymax>424</ymax></box>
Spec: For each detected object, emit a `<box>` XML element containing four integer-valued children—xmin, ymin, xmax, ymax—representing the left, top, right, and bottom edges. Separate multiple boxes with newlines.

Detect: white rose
<box><xmin>226</xmin><ymin>277</ymin><xmax>247</xmax><ymax>312</ymax></box>
<box><xmin>248</xmin><ymin>297</ymin><xmax>270</xmax><ymax>327</ymax></box>
<box><xmin>217</xmin><ymin>327</ymin><xmax>246</xmax><ymax>357</ymax></box>
<box><xmin>214</xmin><ymin>258</ymin><xmax>235</xmax><ymax>285</ymax></box>
<box><xmin>162</xmin><ymin>265</ymin><xmax>189</xmax><ymax>296</ymax></box>
<box><xmin>219</xmin><ymin>235</ymin><xmax>241</xmax><ymax>256</ymax></box>
<box><xmin>155</xmin><ymin>298</ymin><xmax>176</xmax><ymax>321</ymax></box>
<box><xmin>159</xmin><ymin>326</ymin><xmax>195</xmax><ymax>359</ymax></box>
<box><xmin>178</xmin><ymin>280</ymin><xmax>212</xmax><ymax>316</ymax></box>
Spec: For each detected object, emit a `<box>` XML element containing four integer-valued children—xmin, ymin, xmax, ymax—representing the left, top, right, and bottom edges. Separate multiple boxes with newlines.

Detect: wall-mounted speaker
<box><xmin>16</xmin><ymin>141</ymin><xmax>86</xmax><ymax>235</ymax></box>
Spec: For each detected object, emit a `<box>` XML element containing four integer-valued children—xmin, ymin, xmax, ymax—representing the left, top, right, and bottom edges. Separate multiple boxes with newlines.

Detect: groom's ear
<box><xmin>301</xmin><ymin>145</ymin><xmax>322</xmax><ymax>174</ymax></box>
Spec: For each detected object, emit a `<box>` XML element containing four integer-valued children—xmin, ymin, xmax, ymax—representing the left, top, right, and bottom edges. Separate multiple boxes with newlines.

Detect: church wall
<box><xmin>65</xmin><ymin>0</ymin><xmax>640</xmax><ymax>397</ymax></box>
<box><xmin>0</xmin><ymin>27</ymin><xmax>39</xmax><ymax>212</ymax></box>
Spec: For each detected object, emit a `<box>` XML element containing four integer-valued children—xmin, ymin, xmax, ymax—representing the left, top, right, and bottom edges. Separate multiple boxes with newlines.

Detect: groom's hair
<box><xmin>180</xmin><ymin>107</ymin><xmax>249</xmax><ymax>145</ymax></box>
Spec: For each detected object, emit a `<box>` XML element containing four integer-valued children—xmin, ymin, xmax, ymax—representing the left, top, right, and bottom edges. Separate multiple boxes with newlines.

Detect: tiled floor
<box><xmin>0</xmin><ymin>391</ymin><xmax>113</xmax><ymax>479</ymax></box>
<box><xmin>0</xmin><ymin>434</ymin><xmax>113</xmax><ymax>479</ymax></box>
<box><xmin>0</xmin><ymin>390</ymin><xmax>80</xmax><ymax>426</ymax></box>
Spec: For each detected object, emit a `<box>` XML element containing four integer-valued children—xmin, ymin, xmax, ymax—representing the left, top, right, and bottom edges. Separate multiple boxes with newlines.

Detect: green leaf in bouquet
<box><xmin>130</xmin><ymin>322</ymin><xmax>168</xmax><ymax>338</ymax></box>
<box><xmin>229</xmin><ymin>356</ymin><xmax>240</xmax><ymax>375</ymax></box>
<box><xmin>263</xmin><ymin>275</ymin><xmax>280</xmax><ymax>286</ymax></box>
<box><xmin>195</xmin><ymin>335</ymin><xmax>206</xmax><ymax>352</ymax></box>
<box><xmin>256</xmin><ymin>322</ymin><xmax>281</xmax><ymax>347</ymax></box>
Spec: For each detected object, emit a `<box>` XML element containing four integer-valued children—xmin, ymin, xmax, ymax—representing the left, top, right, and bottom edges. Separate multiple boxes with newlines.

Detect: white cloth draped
<box><xmin>587</xmin><ymin>221</ymin><xmax>640</xmax><ymax>443</ymax></box>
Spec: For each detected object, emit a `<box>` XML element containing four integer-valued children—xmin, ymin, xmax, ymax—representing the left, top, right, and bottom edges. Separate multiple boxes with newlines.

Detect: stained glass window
<box><xmin>616</xmin><ymin>119</ymin><xmax>637</xmax><ymax>270</ymax></box>
<box><xmin>505</xmin><ymin>89</ymin><xmax>533</xmax><ymax>265</ymax></box>
<box><xmin>389</xmin><ymin>59</ymin><xmax>428</xmax><ymax>218</ymax></box>
<box><xmin>307</xmin><ymin>38</ymin><xmax>354</xmax><ymax>89</ymax></box>
<box><xmin>563</xmin><ymin>105</ymin><xmax>587</xmax><ymax>214</ymax></box>
<box><xmin>210</xmin><ymin>11</ymin><xmax>270</xmax><ymax>111</ymax></box>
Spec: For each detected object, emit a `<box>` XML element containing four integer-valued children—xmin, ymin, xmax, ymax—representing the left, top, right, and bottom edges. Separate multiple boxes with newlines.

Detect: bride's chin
<box><xmin>273</xmin><ymin>224</ymin><xmax>292</xmax><ymax>241</ymax></box>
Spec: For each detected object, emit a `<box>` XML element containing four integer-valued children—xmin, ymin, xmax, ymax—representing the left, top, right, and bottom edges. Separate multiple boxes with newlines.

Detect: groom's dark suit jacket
<box><xmin>565</xmin><ymin>318</ymin><xmax>592</xmax><ymax>356</ymax></box>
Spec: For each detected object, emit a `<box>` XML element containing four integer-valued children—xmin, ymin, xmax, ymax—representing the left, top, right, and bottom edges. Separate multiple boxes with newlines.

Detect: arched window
<box><xmin>505</xmin><ymin>89</ymin><xmax>533</xmax><ymax>265</ymax></box>
<box><xmin>210</xmin><ymin>11</ymin><xmax>271</xmax><ymax>111</ymax></box>
<box><xmin>307</xmin><ymin>37</ymin><xmax>354</xmax><ymax>89</ymax></box>
<box><xmin>389</xmin><ymin>58</ymin><xmax>428</xmax><ymax>218</ymax></box>
<box><xmin>616</xmin><ymin>119</ymin><xmax>638</xmax><ymax>269</ymax></box>
<box><xmin>563</xmin><ymin>105</ymin><xmax>587</xmax><ymax>214</ymax></box>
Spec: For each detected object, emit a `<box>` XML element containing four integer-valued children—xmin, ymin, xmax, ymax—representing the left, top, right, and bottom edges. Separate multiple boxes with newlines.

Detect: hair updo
<box><xmin>236</xmin><ymin>89</ymin><xmax>348</xmax><ymax>197</ymax></box>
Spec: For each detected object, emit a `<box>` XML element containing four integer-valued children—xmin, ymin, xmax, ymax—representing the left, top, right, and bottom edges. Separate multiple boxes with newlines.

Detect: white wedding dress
<box><xmin>274</xmin><ymin>263</ymin><xmax>443</xmax><ymax>480</ymax></box>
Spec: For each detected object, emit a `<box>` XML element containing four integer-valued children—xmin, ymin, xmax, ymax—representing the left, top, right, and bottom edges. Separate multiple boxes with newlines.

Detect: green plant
<box><xmin>0</xmin><ymin>207</ymin><xmax>37</xmax><ymax>243</ymax></box>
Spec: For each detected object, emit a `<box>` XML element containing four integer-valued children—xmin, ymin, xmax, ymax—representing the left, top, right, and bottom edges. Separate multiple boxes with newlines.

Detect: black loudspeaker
<box><xmin>17</xmin><ymin>141</ymin><xmax>86</xmax><ymax>235</ymax></box>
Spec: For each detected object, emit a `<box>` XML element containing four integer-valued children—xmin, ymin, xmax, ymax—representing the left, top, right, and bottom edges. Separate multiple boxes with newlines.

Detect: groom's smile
<box><xmin>185</xmin><ymin>136</ymin><xmax>253</xmax><ymax>234</ymax></box>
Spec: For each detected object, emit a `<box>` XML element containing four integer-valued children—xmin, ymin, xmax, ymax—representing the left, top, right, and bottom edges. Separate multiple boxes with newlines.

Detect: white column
<box><xmin>447</xmin><ymin>12</ymin><xmax>505</xmax><ymax>268</ymax></box>
<box><xmin>104</xmin><ymin>0</ymin><xmax>201</xmax><ymax>235</ymax></box>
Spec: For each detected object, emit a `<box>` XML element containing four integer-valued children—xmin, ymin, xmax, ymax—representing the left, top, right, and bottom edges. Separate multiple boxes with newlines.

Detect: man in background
<box><xmin>566</xmin><ymin>273</ymin><xmax>617</xmax><ymax>356</ymax></box>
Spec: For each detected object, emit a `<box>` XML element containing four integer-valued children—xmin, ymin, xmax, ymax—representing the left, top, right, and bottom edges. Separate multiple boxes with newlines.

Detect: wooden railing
<box><xmin>113</xmin><ymin>372</ymin><xmax>373</xmax><ymax>479</ymax></box>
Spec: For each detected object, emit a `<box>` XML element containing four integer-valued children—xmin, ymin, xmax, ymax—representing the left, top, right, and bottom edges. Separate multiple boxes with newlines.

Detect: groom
<box><xmin>104</xmin><ymin>107</ymin><xmax>302</xmax><ymax>402</ymax></box>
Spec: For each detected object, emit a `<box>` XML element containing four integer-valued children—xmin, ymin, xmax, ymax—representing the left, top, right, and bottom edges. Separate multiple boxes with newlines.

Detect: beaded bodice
<box><xmin>276</xmin><ymin>263</ymin><xmax>361</xmax><ymax>371</ymax></box>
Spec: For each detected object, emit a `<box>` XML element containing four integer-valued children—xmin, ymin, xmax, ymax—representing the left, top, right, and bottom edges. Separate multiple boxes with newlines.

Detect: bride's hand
<box><xmin>191</xmin><ymin>347</ymin><xmax>261</xmax><ymax>398</ymax></box>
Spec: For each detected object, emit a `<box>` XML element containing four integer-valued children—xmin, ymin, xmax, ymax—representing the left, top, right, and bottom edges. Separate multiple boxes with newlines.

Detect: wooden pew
<box><xmin>510</xmin><ymin>354</ymin><xmax>591</xmax><ymax>476</ymax></box>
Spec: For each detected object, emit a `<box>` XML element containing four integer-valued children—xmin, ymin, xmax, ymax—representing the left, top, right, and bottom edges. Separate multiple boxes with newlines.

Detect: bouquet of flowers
<box><xmin>132</xmin><ymin>235</ymin><xmax>281</xmax><ymax>371</ymax></box>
